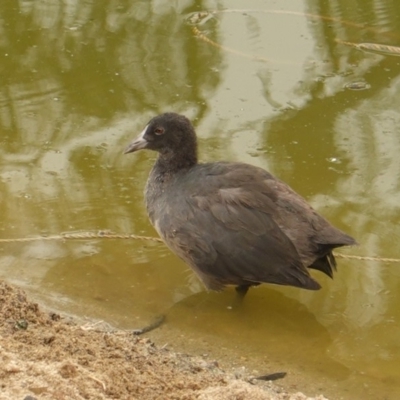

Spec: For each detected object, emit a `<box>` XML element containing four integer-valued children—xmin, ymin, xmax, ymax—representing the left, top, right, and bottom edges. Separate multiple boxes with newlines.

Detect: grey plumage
<box><xmin>125</xmin><ymin>113</ymin><xmax>356</xmax><ymax>295</ymax></box>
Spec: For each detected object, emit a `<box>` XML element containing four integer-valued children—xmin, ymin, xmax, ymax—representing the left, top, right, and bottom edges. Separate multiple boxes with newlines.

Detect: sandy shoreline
<box><xmin>0</xmin><ymin>280</ymin><xmax>329</xmax><ymax>400</ymax></box>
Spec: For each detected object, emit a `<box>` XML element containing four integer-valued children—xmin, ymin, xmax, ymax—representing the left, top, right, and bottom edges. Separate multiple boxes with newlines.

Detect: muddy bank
<box><xmin>0</xmin><ymin>280</ymin><xmax>329</xmax><ymax>400</ymax></box>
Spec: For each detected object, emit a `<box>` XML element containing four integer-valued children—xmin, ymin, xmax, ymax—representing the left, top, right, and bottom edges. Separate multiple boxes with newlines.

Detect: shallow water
<box><xmin>1</xmin><ymin>1</ymin><xmax>400</xmax><ymax>398</ymax></box>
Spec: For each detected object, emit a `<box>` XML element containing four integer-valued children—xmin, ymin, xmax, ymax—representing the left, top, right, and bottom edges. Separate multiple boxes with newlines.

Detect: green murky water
<box><xmin>1</xmin><ymin>0</ymin><xmax>400</xmax><ymax>398</ymax></box>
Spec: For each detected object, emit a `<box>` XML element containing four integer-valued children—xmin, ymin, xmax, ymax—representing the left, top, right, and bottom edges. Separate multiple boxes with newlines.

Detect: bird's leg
<box><xmin>232</xmin><ymin>283</ymin><xmax>260</xmax><ymax>308</ymax></box>
<box><xmin>235</xmin><ymin>284</ymin><xmax>250</xmax><ymax>300</ymax></box>
<box><xmin>232</xmin><ymin>284</ymin><xmax>252</xmax><ymax>308</ymax></box>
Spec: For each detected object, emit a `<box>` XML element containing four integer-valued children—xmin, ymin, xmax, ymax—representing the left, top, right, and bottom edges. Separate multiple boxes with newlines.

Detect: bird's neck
<box><xmin>154</xmin><ymin>148</ymin><xmax>198</xmax><ymax>176</ymax></box>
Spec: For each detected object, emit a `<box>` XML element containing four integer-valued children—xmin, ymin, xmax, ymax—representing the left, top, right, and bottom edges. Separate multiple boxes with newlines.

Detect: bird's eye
<box><xmin>154</xmin><ymin>127</ymin><xmax>165</xmax><ymax>135</ymax></box>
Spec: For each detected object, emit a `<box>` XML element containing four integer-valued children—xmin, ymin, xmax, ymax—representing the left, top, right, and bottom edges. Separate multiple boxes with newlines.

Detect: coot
<box><xmin>124</xmin><ymin>113</ymin><xmax>356</xmax><ymax>297</ymax></box>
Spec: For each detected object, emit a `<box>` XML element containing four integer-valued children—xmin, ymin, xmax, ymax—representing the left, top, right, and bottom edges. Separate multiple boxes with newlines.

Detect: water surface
<box><xmin>1</xmin><ymin>1</ymin><xmax>400</xmax><ymax>399</ymax></box>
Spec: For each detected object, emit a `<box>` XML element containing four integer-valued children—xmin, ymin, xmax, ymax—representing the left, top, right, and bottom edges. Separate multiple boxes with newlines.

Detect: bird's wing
<box><xmin>155</xmin><ymin>165</ymin><xmax>321</xmax><ymax>291</ymax></box>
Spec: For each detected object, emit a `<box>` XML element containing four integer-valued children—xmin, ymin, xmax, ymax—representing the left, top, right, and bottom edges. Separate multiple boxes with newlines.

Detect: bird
<box><xmin>124</xmin><ymin>112</ymin><xmax>356</xmax><ymax>299</ymax></box>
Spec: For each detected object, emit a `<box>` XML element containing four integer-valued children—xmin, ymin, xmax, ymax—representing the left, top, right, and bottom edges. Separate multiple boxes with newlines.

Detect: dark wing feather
<box><xmin>262</xmin><ymin>178</ymin><xmax>356</xmax><ymax>266</ymax></box>
<box><xmin>154</xmin><ymin>166</ymin><xmax>321</xmax><ymax>291</ymax></box>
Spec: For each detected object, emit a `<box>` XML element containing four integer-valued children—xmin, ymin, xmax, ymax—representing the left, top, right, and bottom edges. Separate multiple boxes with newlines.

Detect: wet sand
<box><xmin>0</xmin><ymin>280</ymin><xmax>329</xmax><ymax>400</ymax></box>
